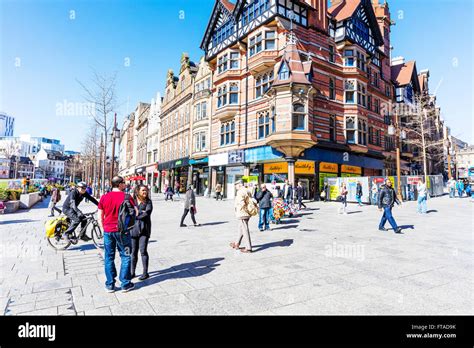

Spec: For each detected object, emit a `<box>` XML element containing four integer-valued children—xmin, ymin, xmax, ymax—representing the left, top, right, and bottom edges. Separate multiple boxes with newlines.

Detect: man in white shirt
<box><xmin>417</xmin><ymin>179</ymin><xmax>428</xmax><ymax>214</ymax></box>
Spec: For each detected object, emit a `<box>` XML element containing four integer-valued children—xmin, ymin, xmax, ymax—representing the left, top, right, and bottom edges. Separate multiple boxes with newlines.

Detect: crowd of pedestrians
<box><xmin>43</xmin><ymin>172</ymin><xmax>469</xmax><ymax>293</ymax></box>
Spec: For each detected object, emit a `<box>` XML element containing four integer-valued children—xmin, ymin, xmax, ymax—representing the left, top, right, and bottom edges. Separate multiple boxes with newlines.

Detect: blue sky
<box><xmin>1</xmin><ymin>0</ymin><xmax>472</xmax><ymax>151</ymax></box>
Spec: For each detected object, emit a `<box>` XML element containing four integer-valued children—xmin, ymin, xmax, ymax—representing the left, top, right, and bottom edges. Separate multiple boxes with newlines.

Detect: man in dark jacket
<box><xmin>284</xmin><ymin>180</ymin><xmax>294</xmax><ymax>204</ymax></box>
<box><xmin>378</xmin><ymin>179</ymin><xmax>402</xmax><ymax>233</ymax></box>
<box><xmin>296</xmin><ymin>182</ymin><xmax>307</xmax><ymax>209</ymax></box>
<box><xmin>255</xmin><ymin>184</ymin><xmax>273</xmax><ymax>231</ymax></box>
<box><xmin>63</xmin><ymin>182</ymin><xmax>99</xmax><ymax>241</ymax></box>
<box><xmin>356</xmin><ymin>181</ymin><xmax>363</xmax><ymax>206</ymax></box>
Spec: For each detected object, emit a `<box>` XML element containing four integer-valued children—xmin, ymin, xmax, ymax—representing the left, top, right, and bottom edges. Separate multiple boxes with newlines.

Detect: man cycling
<box><xmin>63</xmin><ymin>182</ymin><xmax>99</xmax><ymax>241</ymax></box>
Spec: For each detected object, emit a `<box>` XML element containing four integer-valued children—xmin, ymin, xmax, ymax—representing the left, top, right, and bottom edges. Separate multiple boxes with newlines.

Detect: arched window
<box><xmin>292</xmin><ymin>103</ymin><xmax>305</xmax><ymax>130</ymax></box>
<box><xmin>329</xmin><ymin>78</ymin><xmax>335</xmax><ymax>100</ymax></box>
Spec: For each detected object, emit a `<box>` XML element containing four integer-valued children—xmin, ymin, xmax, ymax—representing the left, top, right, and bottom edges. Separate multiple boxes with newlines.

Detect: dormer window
<box><xmin>278</xmin><ymin>61</ymin><xmax>290</xmax><ymax>80</ymax></box>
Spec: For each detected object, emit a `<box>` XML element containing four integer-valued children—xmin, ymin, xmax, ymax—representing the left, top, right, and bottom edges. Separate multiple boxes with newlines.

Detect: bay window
<box><xmin>345</xmin><ymin>79</ymin><xmax>356</xmax><ymax>104</ymax></box>
<box><xmin>258</xmin><ymin>111</ymin><xmax>271</xmax><ymax>139</ymax></box>
<box><xmin>194</xmin><ymin>131</ymin><xmax>207</xmax><ymax>152</ymax></box>
<box><xmin>255</xmin><ymin>70</ymin><xmax>274</xmax><ymax>98</ymax></box>
<box><xmin>345</xmin><ymin>116</ymin><xmax>356</xmax><ymax>144</ymax></box>
<box><xmin>292</xmin><ymin>103</ymin><xmax>306</xmax><ymax>130</ymax></box>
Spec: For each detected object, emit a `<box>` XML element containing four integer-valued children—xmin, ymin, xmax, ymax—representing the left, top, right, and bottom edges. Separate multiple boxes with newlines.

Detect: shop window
<box><xmin>292</xmin><ymin>103</ymin><xmax>306</xmax><ymax>130</ymax></box>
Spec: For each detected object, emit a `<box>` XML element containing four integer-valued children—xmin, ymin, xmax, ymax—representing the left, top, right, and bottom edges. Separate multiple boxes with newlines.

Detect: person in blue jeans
<box><xmin>378</xmin><ymin>179</ymin><xmax>402</xmax><ymax>233</ymax></box>
<box><xmin>416</xmin><ymin>180</ymin><xmax>427</xmax><ymax>214</ymax></box>
<box><xmin>255</xmin><ymin>184</ymin><xmax>273</xmax><ymax>231</ymax></box>
<box><xmin>98</xmin><ymin>176</ymin><xmax>136</xmax><ymax>293</ymax></box>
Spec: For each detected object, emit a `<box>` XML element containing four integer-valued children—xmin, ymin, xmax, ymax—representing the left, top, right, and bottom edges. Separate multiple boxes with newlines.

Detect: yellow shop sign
<box><xmin>341</xmin><ymin>165</ymin><xmax>362</xmax><ymax>175</ymax></box>
<box><xmin>319</xmin><ymin>162</ymin><xmax>338</xmax><ymax>173</ymax></box>
<box><xmin>295</xmin><ymin>161</ymin><xmax>315</xmax><ymax>175</ymax></box>
<box><xmin>264</xmin><ymin>162</ymin><xmax>288</xmax><ymax>174</ymax></box>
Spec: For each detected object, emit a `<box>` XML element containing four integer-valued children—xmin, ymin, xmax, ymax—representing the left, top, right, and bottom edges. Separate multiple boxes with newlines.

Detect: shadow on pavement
<box><xmin>399</xmin><ymin>225</ymin><xmax>415</xmax><ymax>230</ymax></box>
<box><xmin>135</xmin><ymin>257</ymin><xmax>224</xmax><ymax>289</ymax></box>
<box><xmin>68</xmin><ymin>243</ymin><xmax>98</xmax><ymax>251</ymax></box>
<box><xmin>199</xmin><ymin>221</ymin><xmax>228</xmax><ymax>226</ymax></box>
<box><xmin>426</xmin><ymin>210</ymin><xmax>438</xmax><ymax>213</ymax></box>
<box><xmin>347</xmin><ymin>211</ymin><xmax>363</xmax><ymax>214</ymax></box>
<box><xmin>0</xmin><ymin>219</ymin><xmax>40</xmax><ymax>225</ymax></box>
<box><xmin>270</xmin><ymin>225</ymin><xmax>298</xmax><ymax>231</ymax></box>
<box><xmin>253</xmin><ymin>239</ymin><xmax>294</xmax><ymax>252</ymax></box>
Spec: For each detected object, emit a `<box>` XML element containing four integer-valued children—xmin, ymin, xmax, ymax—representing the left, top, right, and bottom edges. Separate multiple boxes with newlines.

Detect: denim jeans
<box><xmin>356</xmin><ymin>195</ymin><xmax>362</xmax><ymax>205</ymax></box>
<box><xmin>458</xmin><ymin>189</ymin><xmax>463</xmax><ymax>198</ymax></box>
<box><xmin>371</xmin><ymin>193</ymin><xmax>378</xmax><ymax>205</ymax></box>
<box><xmin>449</xmin><ymin>188</ymin><xmax>455</xmax><ymax>198</ymax></box>
<box><xmin>417</xmin><ymin>195</ymin><xmax>427</xmax><ymax>213</ymax></box>
<box><xmin>379</xmin><ymin>206</ymin><xmax>398</xmax><ymax>230</ymax></box>
<box><xmin>104</xmin><ymin>232</ymin><xmax>132</xmax><ymax>289</ymax></box>
<box><xmin>258</xmin><ymin>207</ymin><xmax>271</xmax><ymax>230</ymax></box>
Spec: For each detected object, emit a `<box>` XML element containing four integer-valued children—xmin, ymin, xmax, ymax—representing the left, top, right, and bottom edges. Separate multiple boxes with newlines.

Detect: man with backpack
<box><xmin>98</xmin><ymin>176</ymin><xmax>137</xmax><ymax>293</ymax></box>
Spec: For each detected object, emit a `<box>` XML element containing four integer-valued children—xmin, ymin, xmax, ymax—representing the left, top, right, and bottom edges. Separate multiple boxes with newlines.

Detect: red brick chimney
<box><xmin>305</xmin><ymin>0</ymin><xmax>329</xmax><ymax>32</ymax></box>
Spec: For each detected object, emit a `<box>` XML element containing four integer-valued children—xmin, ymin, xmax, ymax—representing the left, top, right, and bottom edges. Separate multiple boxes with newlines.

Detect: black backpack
<box><xmin>117</xmin><ymin>194</ymin><xmax>136</xmax><ymax>234</ymax></box>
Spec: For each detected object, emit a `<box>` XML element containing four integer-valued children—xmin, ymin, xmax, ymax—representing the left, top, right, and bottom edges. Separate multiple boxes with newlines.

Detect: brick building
<box><xmin>198</xmin><ymin>0</ymin><xmax>397</xmax><ymax>198</ymax></box>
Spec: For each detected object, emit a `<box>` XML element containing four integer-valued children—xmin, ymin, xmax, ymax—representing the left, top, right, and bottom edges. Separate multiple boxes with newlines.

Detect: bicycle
<box><xmin>46</xmin><ymin>211</ymin><xmax>104</xmax><ymax>251</ymax></box>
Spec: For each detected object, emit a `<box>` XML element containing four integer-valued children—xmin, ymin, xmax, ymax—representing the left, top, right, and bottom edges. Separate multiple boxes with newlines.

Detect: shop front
<box><xmin>208</xmin><ymin>151</ymin><xmax>246</xmax><ymax>199</ymax></box>
<box><xmin>263</xmin><ymin>160</ymin><xmax>316</xmax><ymax>199</ymax></box>
<box><xmin>158</xmin><ymin>157</ymin><xmax>189</xmax><ymax>193</ymax></box>
<box><xmin>318</xmin><ymin>162</ymin><xmax>338</xmax><ymax>191</ymax></box>
<box><xmin>190</xmin><ymin>157</ymin><xmax>209</xmax><ymax>196</ymax></box>
<box><xmin>145</xmin><ymin>163</ymin><xmax>158</xmax><ymax>188</ymax></box>
<box><xmin>341</xmin><ymin>164</ymin><xmax>362</xmax><ymax>178</ymax></box>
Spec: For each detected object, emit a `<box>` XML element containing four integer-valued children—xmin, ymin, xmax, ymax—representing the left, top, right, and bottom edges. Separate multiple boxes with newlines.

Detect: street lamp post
<box><xmin>388</xmin><ymin>110</ymin><xmax>406</xmax><ymax>201</ymax></box>
<box><xmin>109</xmin><ymin>113</ymin><xmax>120</xmax><ymax>180</ymax></box>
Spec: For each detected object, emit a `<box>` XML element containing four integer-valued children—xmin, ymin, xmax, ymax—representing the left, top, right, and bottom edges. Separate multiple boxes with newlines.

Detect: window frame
<box><xmin>292</xmin><ymin>103</ymin><xmax>306</xmax><ymax>131</ymax></box>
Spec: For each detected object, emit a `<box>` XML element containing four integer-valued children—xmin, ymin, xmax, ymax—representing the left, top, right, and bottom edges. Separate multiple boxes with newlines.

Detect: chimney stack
<box><xmin>391</xmin><ymin>56</ymin><xmax>405</xmax><ymax>66</ymax></box>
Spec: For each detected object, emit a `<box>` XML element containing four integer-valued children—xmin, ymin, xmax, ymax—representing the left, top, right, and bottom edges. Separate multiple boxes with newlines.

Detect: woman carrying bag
<box><xmin>131</xmin><ymin>184</ymin><xmax>153</xmax><ymax>281</ymax></box>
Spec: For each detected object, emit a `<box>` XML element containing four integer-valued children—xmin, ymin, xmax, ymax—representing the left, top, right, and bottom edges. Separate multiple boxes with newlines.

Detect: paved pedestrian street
<box><xmin>1</xmin><ymin>195</ymin><xmax>472</xmax><ymax>316</ymax></box>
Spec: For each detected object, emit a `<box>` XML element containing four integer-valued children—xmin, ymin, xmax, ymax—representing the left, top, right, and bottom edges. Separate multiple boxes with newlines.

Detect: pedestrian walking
<box><xmin>456</xmin><ymin>179</ymin><xmax>464</xmax><ymax>198</ymax></box>
<box><xmin>48</xmin><ymin>186</ymin><xmax>61</xmax><ymax>217</ymax></box>
<box><xmin>378</xmin><ymin>179</ymin><xmax>402</xmax><ymax>233</ymax></box>
<box><xmin>230</xmin><ymin>180</ymin><xmax>256</xmax><ymax>253</ymax></box>
<box><xmin>130</xmin><ymin>184</ymin><xmax>153</xmax><ymax>281</ymax></box>
<box><xmin>25</xmin><ymin>176</ymin><xmax>31</xmax><ymax>193</ymax></box>
<box><xmin>165</xmin><ymin>185</ymin><xmax>174</xmax><ymax>201</ymax></box>
<box><xmin>448</xmin><ymin>178</ymin><xmax>456</xmax><ymax>198</ymax></box>
<box><xmin>284</xmin><ymin>180</ymin><xmax>294</xmax><ymax>204</ymax></box>
<box><xmin>355</xmin><ymin>181</ymin><xmax>363</xmax><ymax>206</ymax></box>
<box><xmin>21</xmin><ymin>176</ymin><xmax>27</xmax><ymax>194</ymax></box>
<box><xmin>97</xmin><ymin>176</ymin><xmax>136</xmax><ymax>293</ymax></box>
<box><xmin>338</xmin><ymin>182</ymin><xmax>348</xmax><ymax>214</ymax></box>
<box><xmin>417</xmin><ymin>179</ymin><xmax>427</xmax><ymax>214</ymax></box>
<box><xmin>215</xmin><ymin>183</ymin><xmax>223</xmax><ymax>201</ymax></box>
<box><xmin>180</xmin><ymin>185</ymin><xmax>200</xmax><ymax>227</ymax></box>
<box><xmin>320</xmin><ymin>183</ymin><xmax>329</xmax><ymax>202</ymax></box>
<box><xmin>255</xmin><ymin>183</ymin><xmax>273</xmax><ymax>231</ymax></box>
<box><xmin>175</xmin><ymin>181</ymin><xmax>181</xmax><ymax>198</ymax></box>
<box><xmin>371</xmin><ymin>181</ymin><xmax>379</xmax><ymax>205</ymax></box>
<box><xmin>296</xmin><ymin>182</ymin><xmax>307</xmax><ymax>209</ymax></box>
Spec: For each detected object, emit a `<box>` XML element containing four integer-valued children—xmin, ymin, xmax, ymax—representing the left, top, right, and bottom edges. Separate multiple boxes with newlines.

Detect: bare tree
<box><xmin>81</xmin><ymin>122</ymin><xmax>100</xmax><ymax>194</ymax></box>
<box><xmin>77</xmin><ymin>70</ymin><xmax>117</xmax><ymax>194</ymax></box>
<box><xmin>398</xmin><ymin>93</ymin><xmax>444</xmax><ymax>181</ymax></box>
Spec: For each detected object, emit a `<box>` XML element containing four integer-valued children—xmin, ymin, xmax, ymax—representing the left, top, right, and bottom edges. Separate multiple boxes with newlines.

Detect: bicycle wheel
<box><xmin>91</xmin><ymin>225</ymin><xmax>104</xmax><ymax>249</ymax></box>
<box><xmin>46</xmin><ymin>221</ymin><xmax>71</xmax><ymax>250</ymax></box>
